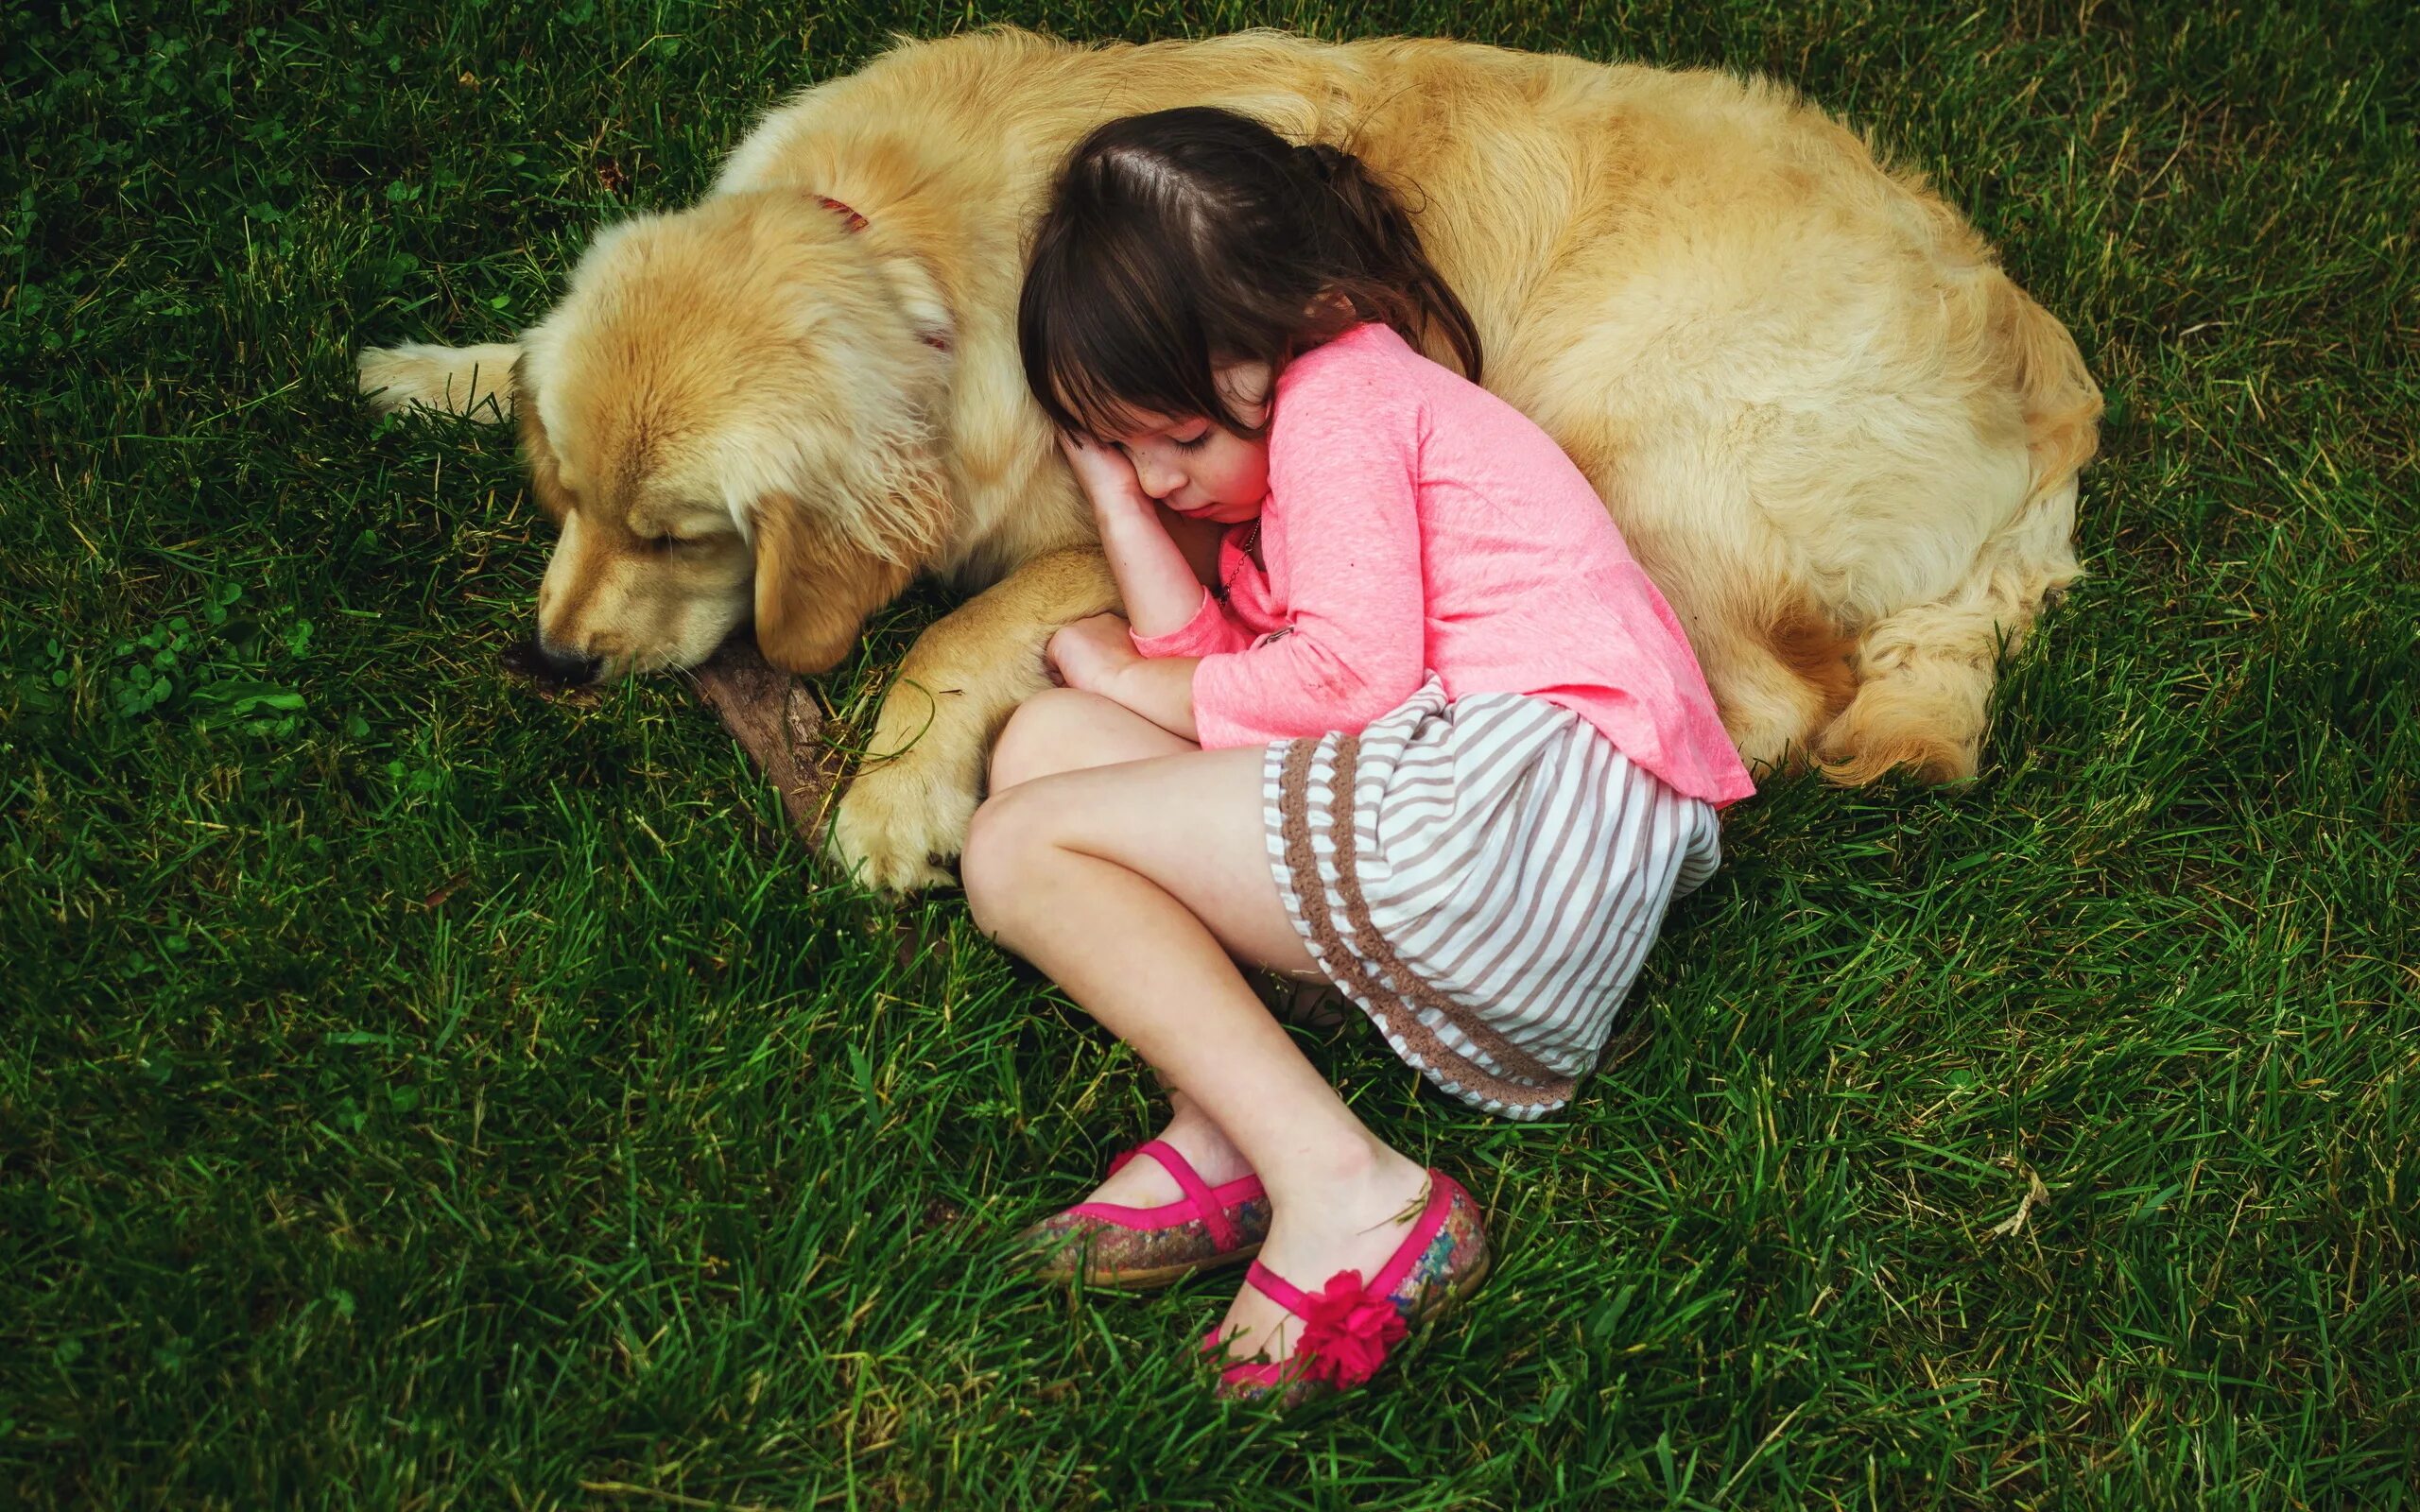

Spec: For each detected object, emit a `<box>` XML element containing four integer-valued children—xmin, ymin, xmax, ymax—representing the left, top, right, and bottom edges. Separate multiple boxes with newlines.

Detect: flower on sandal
<box><xmin>1294</xmin><ymin>1270</ymin><xmax>1409</xmax><ymax>1388</ymax></box>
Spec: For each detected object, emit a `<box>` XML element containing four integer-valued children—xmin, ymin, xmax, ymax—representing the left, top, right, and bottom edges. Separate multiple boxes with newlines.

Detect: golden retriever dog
<box><xmin>359</xmin><ymin>27</ymin><xmax>2100</xmax><ymax>891</ymax></box>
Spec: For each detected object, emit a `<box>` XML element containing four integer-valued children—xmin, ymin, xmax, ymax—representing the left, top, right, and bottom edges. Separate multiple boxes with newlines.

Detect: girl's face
<box><xmin>1102</xmin><ymin>363</ymin><xmax>1271</xmax><ymax>526</ymax></box>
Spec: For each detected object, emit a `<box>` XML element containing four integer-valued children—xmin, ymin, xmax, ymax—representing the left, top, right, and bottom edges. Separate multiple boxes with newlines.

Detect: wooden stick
<box><xmin>684</xmin><ymin>638</ymin><xmax>845</xmax><ymax>846</ymax></box>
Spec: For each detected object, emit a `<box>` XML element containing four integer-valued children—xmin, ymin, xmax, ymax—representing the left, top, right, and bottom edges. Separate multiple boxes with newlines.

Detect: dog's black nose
<box><xmin>503</xmin><ymin>635</ymin><xmax>603</xmax><ymax>687</ymax></box>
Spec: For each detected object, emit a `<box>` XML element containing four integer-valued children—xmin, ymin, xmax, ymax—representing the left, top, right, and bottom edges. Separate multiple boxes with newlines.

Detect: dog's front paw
<box><xmin>827</xmin><ymin>759</ymin><xmax>977</xmax><ymax>895</ymax></box>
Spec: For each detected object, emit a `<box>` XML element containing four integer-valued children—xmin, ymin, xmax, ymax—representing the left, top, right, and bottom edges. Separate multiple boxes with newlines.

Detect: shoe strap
<box><xmin>1130</xmin><ymin>1139</ymin><xmax>1241</xmax><ymax>1252</ymax></box>
<box><xmin>1239</xmin><ymin>1172</ymin><xmax>1459</xmax><ymax>1318</ymax></box>
<box><xmin>1242</xmin><ymin>1258</ymin><xmax>1315</xmax><ymax>1317</ymax></box>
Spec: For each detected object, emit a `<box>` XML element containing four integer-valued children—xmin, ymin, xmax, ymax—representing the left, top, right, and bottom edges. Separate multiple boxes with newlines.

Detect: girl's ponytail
<box><xmin>1293</xmin><ymin>143</ymin><xmax>1484</xmax><ymax>386</ymax></box>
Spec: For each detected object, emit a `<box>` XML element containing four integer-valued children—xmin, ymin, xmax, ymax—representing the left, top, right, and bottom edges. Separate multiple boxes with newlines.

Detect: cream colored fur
<box><xmin>357</xmin><ymin>27</ymin><xmax>2100</xmax><ymax>890</ymax></box>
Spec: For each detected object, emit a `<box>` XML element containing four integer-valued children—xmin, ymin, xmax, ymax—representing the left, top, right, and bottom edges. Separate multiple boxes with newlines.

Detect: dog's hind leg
<box><xmin>1817</xmin><ymin>276</ymin><xmax>2101</xmax><ymax>783</ymax></box>
<box><xmin>355</xmin><ymin>341</ymin><xmax>524</xmax><ymax>421</ymax></box>
<box><xmin>828</xmin><ymin>547</ymin><xmax>1119</xmax><ymax>894</ymax></box>
<box><xmin>1815</xmin><ymin>473</ymin><xmax>2083</xmax><ymax>783</ymax></box>
<box><xmin>1812</xmin><ymin>275</ymin><xmax>2100</xmax><ymax>783</ymax></box>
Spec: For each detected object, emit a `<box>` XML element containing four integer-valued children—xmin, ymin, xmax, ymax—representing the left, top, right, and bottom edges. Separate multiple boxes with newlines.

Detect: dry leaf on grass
<box><xmin>1987</xmin><ymin>1166</ymin><xmax>2053</xmax><ymax>1240</ymax></box>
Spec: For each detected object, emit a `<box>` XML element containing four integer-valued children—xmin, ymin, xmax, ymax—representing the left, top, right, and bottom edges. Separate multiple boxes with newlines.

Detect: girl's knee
<box><xmin>990</xmin><ymin>687</ymin><xmax>1116</xmax><ymax>793</ymax></box>
<box><xmin>960</xmin><ymin>784</ymin><xmax>1058</xmax><ymax>938</ymax></box>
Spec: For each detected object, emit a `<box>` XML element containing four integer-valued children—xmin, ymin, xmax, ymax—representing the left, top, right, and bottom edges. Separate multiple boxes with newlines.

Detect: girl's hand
<box><xmin>1058</xmin><ymin>431</ymin><xmax>1155</xmax><ymax>516</ymax></box>
<box><xmin>1047</xmin><ymin>612</ymin><xmax>1143</xmax><ymax>697</ymax></box>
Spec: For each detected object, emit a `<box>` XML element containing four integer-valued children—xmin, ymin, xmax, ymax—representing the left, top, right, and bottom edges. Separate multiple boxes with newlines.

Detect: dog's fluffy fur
<box><xmin>359</xmin><ymin>27</ymin><xmax>2100</xmax><ymax>890</ymax></box>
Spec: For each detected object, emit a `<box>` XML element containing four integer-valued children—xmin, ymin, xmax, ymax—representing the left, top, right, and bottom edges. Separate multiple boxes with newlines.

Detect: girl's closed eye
<box><xmin>1172</xmin><ymin>427</ymin><xmax>1213</xmax><ymax>452</ymax></box>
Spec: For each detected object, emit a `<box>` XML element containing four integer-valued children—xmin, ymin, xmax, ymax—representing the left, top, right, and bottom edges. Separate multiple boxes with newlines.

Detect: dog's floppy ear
<box><xmin>751</xmin><ymin>490</ymin><xmax>928</xmax><ymax>675</ymax></box>
<box><xmin>740</xmin><ymin>232</ymin><xmax>956</xmax><ymax>673</ymax></box>
<box><xmin>511</xmin><ymin>361</ymin><xmax>582</xmax><ymax>525</ymax></box>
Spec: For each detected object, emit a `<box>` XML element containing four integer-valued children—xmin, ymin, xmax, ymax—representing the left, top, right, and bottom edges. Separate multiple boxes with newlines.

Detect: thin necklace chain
<box><xmin>1217</xmin><ymin>520</ymin><xmax>1264</xmax><ymax>601</ymax></box>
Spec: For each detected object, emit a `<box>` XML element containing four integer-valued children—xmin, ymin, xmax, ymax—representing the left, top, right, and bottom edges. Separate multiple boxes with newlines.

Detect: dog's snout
<box><xmin>504</xmin><ymin>635</ymin><xmax>603</xmax><ymax>688</ymax></box>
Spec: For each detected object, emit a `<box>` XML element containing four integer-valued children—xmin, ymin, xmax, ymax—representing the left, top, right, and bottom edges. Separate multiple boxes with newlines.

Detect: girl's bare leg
<box><xmin>963</xmin><ymin>742</ymin><xmax>1433</xmax><ymax>1366</ymax></box>
<box><xmin>987</xmin><ymin>686</ymin><xmax>1198</xmax><ymax>791</ymax></box>
<box><xmin>990</xmin><ymin>689</ymin><xmax>1264</xmax><ymax>1207</ymax></box>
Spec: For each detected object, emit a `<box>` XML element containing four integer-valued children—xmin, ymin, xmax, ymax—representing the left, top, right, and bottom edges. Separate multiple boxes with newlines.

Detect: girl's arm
<box><xmin>1186</xmin><ymin>376</ymin><xmax>1426</xmax><ymax>747</ymax></box>
<box><xmin>1052</xmin><ymin>369</ymin><xmax>1426</xmax><ymax>747</ymax></box>
<box><xmin>1101</xmin><ymin>655</ymin><xmax>1201</xmax><ymax>741</ymax></box>
<box><xmin>1059</xmin><ymin>434</ymin><xmax>1215</xmax><ymax>638</ymax></box>
<box><xmin>1046</xmin><ymin>613</ymin><xmax>1200</xmax><ymax>740</ymax></box>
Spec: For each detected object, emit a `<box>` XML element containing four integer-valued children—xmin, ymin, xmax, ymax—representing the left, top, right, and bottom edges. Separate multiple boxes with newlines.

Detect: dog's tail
<box><xmin>355</xmin><ymin>341</ymin><xmax>524</xmax><ymax>422</ymax></box>
<box><xmin>1814</xmin><ymin>284</ymin><xmax>2102</xmax><ymax>783</ymax></box>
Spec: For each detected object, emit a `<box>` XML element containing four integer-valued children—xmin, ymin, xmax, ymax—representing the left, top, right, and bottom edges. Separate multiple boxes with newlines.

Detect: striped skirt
<box><xmin>1264</xmin><ymin>677</ymin><xmax>1721</xmax><ymax>1120</ymax></box>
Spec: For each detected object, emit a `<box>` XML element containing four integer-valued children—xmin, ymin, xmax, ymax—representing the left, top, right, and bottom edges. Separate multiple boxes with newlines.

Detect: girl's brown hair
<box><xmin>1018</xmin><ymin>107</ymin><xmax>1483</xmax><ymax>441</ymax></box>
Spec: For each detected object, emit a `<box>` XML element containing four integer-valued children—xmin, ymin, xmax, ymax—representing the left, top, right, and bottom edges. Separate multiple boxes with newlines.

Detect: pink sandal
<box><xmin>1018</xmin><ymin>1140</ymin><xmax>1270</xmax><ymax>1290</ymax></box>
<box><xmin>1203</xmin><ymin>1170</ymin><xmax>1491</xmax><ymax>1407</ymax></box>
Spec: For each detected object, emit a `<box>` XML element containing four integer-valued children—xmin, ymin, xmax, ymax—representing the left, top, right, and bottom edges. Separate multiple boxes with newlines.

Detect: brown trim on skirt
<box><xmin>1276</xmin><ymin>735</ymin><xmax>1577</xmax><ymax>1116</ymax></box>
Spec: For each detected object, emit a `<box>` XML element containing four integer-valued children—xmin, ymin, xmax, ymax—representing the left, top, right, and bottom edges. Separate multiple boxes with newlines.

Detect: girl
<box><xmin>965</xmin><ymin>107</ymin><xmax>1754</xmax><ymax>1404</ymax></box>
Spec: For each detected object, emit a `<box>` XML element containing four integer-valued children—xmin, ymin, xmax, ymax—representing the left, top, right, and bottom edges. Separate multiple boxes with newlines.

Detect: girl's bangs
<box><xmin>1036</xmin><ymin>316</ymin><xmax>1174</xmax><ymax>441</ymax></box>
<box><xmin>1028</xmin><ymin>223</ymin><xmax>1237</xmax><ymax>439</ymax></box>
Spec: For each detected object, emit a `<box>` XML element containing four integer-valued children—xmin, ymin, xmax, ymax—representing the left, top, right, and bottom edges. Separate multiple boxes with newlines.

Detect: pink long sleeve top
<box><xmin>1130</xmin><ymin>321</ymin><xmax>1755</xmax><ymax>808</ymax></box>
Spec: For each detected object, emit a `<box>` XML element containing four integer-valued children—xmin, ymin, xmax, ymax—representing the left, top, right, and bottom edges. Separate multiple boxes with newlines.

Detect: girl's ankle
<box><xmin>1261</xmin><ymin>1134</ymin><xmax>1426</xmax><ymax>1216</ymax></box>
<box><xmin>1156</xmin><ymin>1109</ymin><xmax>1255</xmax><ymax>1186</ymax></box>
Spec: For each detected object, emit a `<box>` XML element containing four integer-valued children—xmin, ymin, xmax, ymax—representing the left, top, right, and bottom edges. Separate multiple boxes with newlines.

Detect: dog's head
<box><xmin>513</xmin><ymin>190</ymin><xmax>954</xmax><ymax>681</ymax></box>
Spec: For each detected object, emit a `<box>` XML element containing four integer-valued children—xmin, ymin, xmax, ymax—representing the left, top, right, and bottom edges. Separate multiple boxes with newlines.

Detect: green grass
<box><xmin>3</xmin><ymin>0</ymin><xmax>2415</xmax><ymax>1506</ymax></box>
